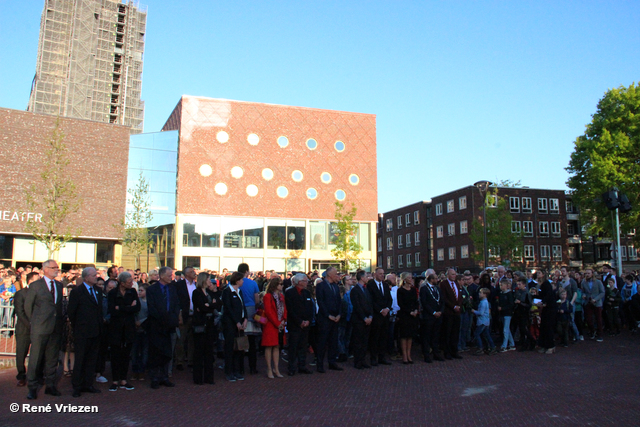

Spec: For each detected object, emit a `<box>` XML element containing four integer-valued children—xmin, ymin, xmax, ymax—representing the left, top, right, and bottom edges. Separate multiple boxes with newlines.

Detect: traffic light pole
<box><xmin>615</xmin><ymin>203</ymin><xmax>623</xmax><ymax>277</ymax></box>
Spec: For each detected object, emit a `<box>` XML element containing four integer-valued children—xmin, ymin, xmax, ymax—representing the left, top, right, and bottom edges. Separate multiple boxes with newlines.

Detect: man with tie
<box><xmin>315</xmin><ymin>267</ymin><xmax>344</xmax><ymax>373</ymax></box>
<box><xmin>67</xmin><ymin>267</ymin><xmax>103</xmax><ymax>397</ymax></box>
<box><xmin>284</xmin><ymin>273</ymin><xmax>315</xmax><ymax>376</ymax></box>
<box><xmin>174</xmin><ymin>266</ymin><xmax>197</xmax><ymax>371</ymax></box>
<box><xmin>367</xmin><ymin>267</ymin><xmax>393</xmax><ymax>366</ymax></box>
<box><xmin>420</xmin><ymin>273</ymin><xmax>445</xmax><ymax>363</ymax></box>
<box><xmin>24</xmin><ymin>259</ymin><xmax>64</xmax><ymax>399</ymax></box>
<box><xmin>350</xmin><ymin>271</ymin><xmax>373</xmax><ymax>369</ymax></box>
<box><xmin>439</xmin><ymin>268</ymin><xmax>463</xmax><ymax>360</ymax></box>
<box><xmin>146</xmin><ymin>266</ymin><xmax>181</xmax><ymax>389</ymax></box>
<box><xmin>14</xmin><ymin>272</ymin><xmax>40</xmax><ymax>387</ymax></box>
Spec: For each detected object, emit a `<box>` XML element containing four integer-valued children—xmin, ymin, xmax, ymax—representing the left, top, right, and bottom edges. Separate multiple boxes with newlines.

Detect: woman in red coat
<box><xmin>262</xmin><ymin>276</ymin><xmax>287</xmax><ymax>378</ymax></box>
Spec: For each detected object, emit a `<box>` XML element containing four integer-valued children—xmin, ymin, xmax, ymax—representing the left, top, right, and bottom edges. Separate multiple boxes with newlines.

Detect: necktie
<box><xmin>451</xmin><ymin>282</ymin><xmax>458</xmax><ymax>298</ymax></box>
<box><xmin>163</xmin><ymin>286</ymin><xmax>169</xmax><ymax>311</ymax></box>
<box><xmin>90</xmin><ymin>286</ymin><xmax>97</xmax><ymax>303</ymax></box>
<box><xmin>49</xmin><ymin>280</ymin><xmax>55</xmax><ymax>302</ymax></box>
<box><xmin>378</xmin><ymin>282</ymin><xmax>383</xmax><ymax>294</ymax></box>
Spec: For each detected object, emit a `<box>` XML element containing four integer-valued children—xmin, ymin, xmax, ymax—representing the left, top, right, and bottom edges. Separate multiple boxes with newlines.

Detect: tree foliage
<box><xmin>566</xmin><ymin>83</ymin><xmax>639</xmax><ymax>242</ymax></box>
<box><xmin>331</xmin><ymin>201</ymin><xmax>363</xmax><ymax>272</ymax></box>
<box><xmin>121</xmin><ymin>172</ymin><xmax>153</xmax><ymax>269</ymax></box>
<box><xmin>25</xmin><ymin>119</ymin><xmax>82</xmax><ymax>259</ymax></box>
<box><xmin>469</xmin><ymin>188</ymin><xmax>523</xmax><ymax>268</ymax></box>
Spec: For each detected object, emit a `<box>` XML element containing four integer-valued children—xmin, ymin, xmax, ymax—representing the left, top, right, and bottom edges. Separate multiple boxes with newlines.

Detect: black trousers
<box><xmin>148</xmin><ymin>343</ymin><xmax>171</xmax><ymax>383</ymax></box>
<box><xmin>243</xmin><ymin>335</ymin><xmax>258</xmax><ymax>372</ymax></box>
<box><xmin>95</xmin><ymin>328</ymin><xmax>109</xmax><ymax>375</ymax></box>
<box><xmin>15</xmin><ymin>332</ymin><xmax>31</xmax><ymax>381</ymax></box>
<box><xmin>110</xmin><ymin>341</ymin><xmax>133</xmax><ymax>382</ymax></box>
<box><xmin>222</xmin><ymin>322</ymin><xmax>243</xmax><ymax>376</ymax></box>
<box><xmin>192</xmin><ymin>326</ymin><xmax>216</xmax><ymax>384</ymax></box>
<box><xmin>287</xmin><ymin>326</ymin><xmax>309</xmax><ymax>373</ymax></box>
<box><xmin>421</xmin><ymin>317</ymin><xmax>442</xmax><ymax>357</ymax></box>
<box><xmin>351</xmin><ymin>321</ymin><xmax>370</xmax><ymax>367</ymax></box>
<box><xmin>72</xmin><ymin>336</ymin><xmax>99</xmax><ymax>389</ymax></box>
<box><xmin>369</xmin><ymin>314</ymin><xmax>389</xmax><ymax>362</ymax></box>
<box><xmin>27</xmin><ymin>332</ymin><xmax>61</xmax><ymax>389</ymax></box>
<box><xmin>512</xmin><ymin>311</ymin><xmax>534</xmax><ymax>346</ymax></box>
<box><xmin>440</xmin><ymin>314</ymin><xmax>461</xmax><ymax>357</ymax></box>
<box><xmin>316</xmin><ymin>317</ymin><xmax>339</xmax><ymax>369</ymax></box>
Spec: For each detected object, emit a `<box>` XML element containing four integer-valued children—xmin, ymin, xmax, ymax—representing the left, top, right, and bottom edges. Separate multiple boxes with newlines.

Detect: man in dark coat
<box><xmin>367</xmin><ymin>267</ymin><xmax>393</xmax><ymax>366</ymax></box>
<box><xmin>350</xmin><ymin>271</ymin><xmax>373</xmax><ymax>369</ymax></box>
<box><xmin>284</xmin><ymin>273</ymin><xmax>315</xmax><ymax>376</ymax></box>
<box><xmin>14</xmin><ymin>272</ymin><xmax>40</xmax><ymax>387</ymax></box>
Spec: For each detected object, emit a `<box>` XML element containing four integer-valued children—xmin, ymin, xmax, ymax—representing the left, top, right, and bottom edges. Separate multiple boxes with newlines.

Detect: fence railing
<box><xmin>0</xmin><ymin>301</ymin><xmax>16</xmax><ymax>356</ymax></box>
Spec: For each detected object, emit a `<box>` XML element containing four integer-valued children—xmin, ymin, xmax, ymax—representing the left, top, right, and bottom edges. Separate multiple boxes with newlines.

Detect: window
<box><xmin>539</xmin><ymin>221</ymin><xmax>549</xmax><ymax>236</ymax></box>
<box><xmin>523</xmin><ymin>221</ymin><xmax>533</xmax><ymax>237</ymax></box>
<box><xmin>551</xmin><ymin>222</ymin><xmax>561</xmax><ymax>236</ymax></box>
<box><xmin>386</xmin><ymin>219</ymin><xmax>393</xmax><ymax>231</ymax></box>
<box><xmin>549</xmin><ymin>198</ymin><xmax>560</xmax><ymax>214</ymax></box>
<box><xmin>552</xmin><ymin>245</ymin><xmax>562</xmax><ymax>261</ymax></box>
<box><xmin>398</xmin><ymin>255</ymin><xmax>403</xmax><ymax>267</ymax></box>
<box><xmin>538</xmin><ymin>198</ymin><xmax>548</xmax><ymax>214</ymax></box>
<box><xmin>621</xmin><ymin>246</ymin><xmax>628</xmax><ymax>261</ymax></box>
<box><xmin>566</xmin><ymin>200</ymin><xmax>574</xmax><ymax>213</ymax></box>
<box><xmin>568</xmin><ymin>246</ymin><xmax>578</xmax><ymax>260</ymax></box>
<box><xmin>447</xmin><ymin>200</ymin><xmax>454</xmax><ymax>213</ymax></box>
<box><xmin>387</xmin><ymin>256</ymin><xmax>392</xmax><ymax>269</ymax></box>
<box><xmin>524</xmin><ymin>245</ymin><xmax>535</xmax><ymax>260</ymax></box>
<box><xmin>415</xmin><ymin>231</ymin><xmax>420</xmax><ymax>244</ymax></box>
<box><xmin>447</xmin><ymin>223</ymin><xmax>455</xmax><ymax>236</ymax></box>
<box><xmin>486</xmin><ymin>195</ymin><xmax>498</xmax><ymax>208</ymax></box>
<box><xmin>436</xmin><ymin>203</ymin><xmax>443</xmax><ymax>216</ymax></box>
<box><xmin>522</xmin><ymin>197</ymin><xmax>532</xmax><ymax>213</ymax></box>
<box><xmin>414</xmin><ymin>210</ymin><xmax>420</xmax><ymax>225</ymax></box>
<box><xmin>461</xmin><ymin>245</ymin><xmax>469</xmax><ymax>259</ymax></box>
<box><xmin>629</xmin><ymin>246</ymin><xmax>638</xmax><ymax>261</ymax></box>
<box><xmin>377</xmin><ymin>237</ymin><xmax>382</xmax><ymax>252</ymax></box>
<box><xmin>437</xmin><ymin>248</ymin><xmax>444</xmax><ymax>261</ymax></box>
<box><xmin>406</xmin><ymin>253</ymin><xmax>412</xmax><ymax>267</ymax></box>
<box><xmin>540</xmin><ymin>245</ymin><xmax>550</xmax><ymax>261</ymax></box>
<box><xmin>266</xmin><ymin>221</ymin><xmax>305</xmax><ymax>250</ymax></box>
<box><xmin>398</xmin><ymin>235</ymin><xmax>403</xmax><ymax>248</ymax></box>
<box><xmin>511</xmin><ymin>221</ymin><xmax>521</xmax><ymax>234</ymax></box>
<box><xmin>405</xmin><ymin>213</ymin><xmax>410</xmax><ymax>227</ymax></box>
<box><xmin>460</xmin><ymin>220</ymin><xmax>468</xmax><ymax>234</ymax></box>
<box><xmin>415</xmin><ymin>252</ymin><xmax>421</xmax><ymax>267</ymax></box>
<box><xmin>397</xmin><ymin>215</ymin><xmax>402</xmax><ymax>229</ymax></box>
<box><xmin>376</xmin><ymin>222</ymin><xmax>379</xmax><ymax>233</ymax></box>
<box><xmin>567</xmin><ymin>223</ymin><xmax>576</xmax><ymax>235</ymax></box>
<box><xmin>459</xmin><ymin>196</ymin><xmax>467</xmax><ymax>210</ymax></box>
<box><xmin>406</xmin><ymin>233</ymin><xmax>411</xmax><ymax>247</ymax></box>
<box><xmin>437</xmin><ymin>226</ymin><xmax>444</xmax><ymax>238</ymax></box>
<box><xmin>448</xmin><ymin>247</ymin><xmax>456</xmax><ymax>260</ymax></box>
<box><xmin>510</xmin><ymin>197</ymin><xmax>520</xmax><ymax>213</ymax></box>
<box><xmin>386</xmin><ymin>237</ymin><xmax>392</xmax><ymax>250</ymax></box>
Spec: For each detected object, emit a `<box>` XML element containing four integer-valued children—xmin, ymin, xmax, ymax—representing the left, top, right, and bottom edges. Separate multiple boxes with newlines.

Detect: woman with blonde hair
<box><xmin>262</xmin><ymin>276</ymin><xmax>287</xmax><ymax>378</ymax></box>
<box><xmin>396</xmin><ymin>272</ymin><xmax>419</xmax><ymax>364</ymax></box>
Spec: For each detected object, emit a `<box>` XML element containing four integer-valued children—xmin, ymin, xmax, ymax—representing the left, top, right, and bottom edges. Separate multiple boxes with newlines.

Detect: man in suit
<box><xmin>367</xmin><ymin>267</ymin><xmax>392</xmax><ymax>366</ymax></box>
<box><xmin>315</xmin><ymin>267</ymin><xmax>343</xmax><ymax>373</ymax></box>
<box><xmin>350</xmin><ymin>271</ymin><xmax>373</xmax><ymax>369</ymax></box>
<box><xmin>174</xmin><ymin>266</ymin><xmax>197</xmax><ymax>371</ymax></box>
<box><xmin>284</xmin><ymin>273</ymin><xmax>315</xmax><ymax>376</ymax></box>
<box><xmin>146</xmin><ymin>266</ymin><xmax>181</xmax><ymax>389</ymax></box>
<box><xmin>420</xmin><ymin>273</ymin><xmax>445</xmax><ymax>363</ymax></box>
<box><xmin>24</xmin><ymin>259</ymin><xmax>64</xmax><ymax>399</ymax></box>
<box><xmin>14</xmin><ymin>272</ymin><xmax>40</xmax><ymax>387</ymax></box>
<box><xmin>67</xmin><ymin>267</ymin><xmax>103</xmax><ymax>397</ymax></box>
<box><xmin>439</xmin><ymin>268</ymin><xmax>463</xmax><ymax>360</ymax></box>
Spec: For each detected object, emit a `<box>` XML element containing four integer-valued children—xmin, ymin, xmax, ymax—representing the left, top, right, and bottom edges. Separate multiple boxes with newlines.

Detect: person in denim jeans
<box><xmin>498</xmin><ymin>278</ymin><xmax>515</xmax><ymax>351</ymax></box>
<box><xmin>472</xmin><ymin>289</ymin><xmax>497</xmax><ymax>356</ymax></box>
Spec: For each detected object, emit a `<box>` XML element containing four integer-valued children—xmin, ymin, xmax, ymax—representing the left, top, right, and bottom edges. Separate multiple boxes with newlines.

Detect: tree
<box><xmin>469</xmin><ymin>188</ymin><xmax>523</xmax><ymax>268</ymax></box>
<box><xmin>121</xmin><ymin>172</ymin><xmax>154</xmax><ymax>269</ymax></box>
<box><xmin>331</xmin><ymin>201</ymin><xmax>363</xmax><ymax>272</ymax></box>
<box><xmin>566</xmin><ymin>83</ymin><xmax>639</xmax><ymax>243</ymax></box>
<box><xmin>25</xmin><ymin>118</ymin><xmax>82</xmax><ymax>259</ymax></box>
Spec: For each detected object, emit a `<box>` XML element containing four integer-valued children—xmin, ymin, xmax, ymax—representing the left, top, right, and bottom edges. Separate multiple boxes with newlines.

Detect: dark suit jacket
<box><xmin>13</xmin><ymin>288</ymin><xmax>30</xmax><ymax>337</ymax></box>
<box><xmin>24</xmin><ymin>277</ymin><xmax>64</xmax><ymax>335</ymax></box>
<box><xmin>316</xmin><ymin>279</ymin><xmax>341</xmax><ymax>318</ymax></box>
<box><xmin>107</xmin><ymin>287</ymin><xmax>141</xmax><ymax>345</ymax></box>
<box><xmin>420</xmin><ymin>284</ymin><xmax>444</xmax><ymax>321</ymax></box>
<box><xmin>366</xmin><ymin>279</ymin><xmax>392</xmax><ymax>316</ymax></box>
<box><xmin>146</xmin><ymin>282</ymin><xmax>180</xmax><ymax>358</ymax></box>
<box><xmin>192</xmin><ymin>288</ymin><xmax>220</xmax><ymax>327</ymax></box>
<box><xmin>67</xmin><ymin>284</ymin><xmax>103</xmax><ymax>340</ymax></box>
<box><xmin>221</xmin><ymin>286</ymin><xmax>248</xmax><ymax>326</ymax></box>
<box><xmin>173</xmin><ymin>279</ymin><xmax>193</xmax><ymax>318</ymax></box>
<box><xmin>350</xmin><ymin>284</ymin><xmax>373</xmax><ymax>323</ymax></box>
<box><xmin>284</xmin><ymin>286</ymin><xmax>314</xmax><ymax>330</ymax></box>
<box><xmin>439</xmin><ymin>280</ymin><xmax>463</xmax><ymax>316</ymax></box>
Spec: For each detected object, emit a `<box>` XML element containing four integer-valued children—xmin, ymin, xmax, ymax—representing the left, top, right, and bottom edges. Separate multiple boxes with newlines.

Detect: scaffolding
<box><xmin>28</xmin><ymin>0</ymin><xmax>147</xmax><ymax>133</ymax></box>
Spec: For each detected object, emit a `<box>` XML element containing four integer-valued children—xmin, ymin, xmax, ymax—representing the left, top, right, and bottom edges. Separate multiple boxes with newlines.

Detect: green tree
<box><xmin>25</xmin><ymin>119</ymin><xmax>82</xmax><ymax>259</ymax></box>
<box><xmin>331</xmin><ymin>201</ymin><xmax>363</xmax><ymax>272</ymax></box>
<box><xmin>469</xmin><ymin>188</ymin><xmax>523</xmax><ymax>268</ymax></box>
<box><xmin>566</xmin><ymin>83</ymin><xmax>639</xmax><ymax>243</ymax></box>
<box><xmin>121</xmin><ymin>172</ymin><xmax>154</xmax><ymax>269</ymax></box>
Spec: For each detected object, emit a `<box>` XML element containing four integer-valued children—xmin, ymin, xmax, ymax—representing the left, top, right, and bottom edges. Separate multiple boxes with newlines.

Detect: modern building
<box><xmin>0</xmin><ymin>107</ymin><xmax>130</xmax><ymax>269</ymax></box>
<box><xmin>27</xmin><ymin>0</ymin><xmax>146</xmax><ymax>133</ymax></box>
<box><xmin>124</xmin><ymin>95</ymin><xmax>378</xmax><ymax>272</ymax></box>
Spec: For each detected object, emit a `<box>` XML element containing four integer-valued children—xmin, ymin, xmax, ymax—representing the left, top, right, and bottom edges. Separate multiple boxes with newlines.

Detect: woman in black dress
<box><xmin>397</xmin><ymin>272</ymin><xmax>419</xmax><ymax>364</ymax></box>
<box><xmin>192</xmin><ymin>272</ymin><xmax>221</xmax><ymax>385</ymax></box>
<box><xmin>537</xmin><ymin>270</ymin><xmax>558</xmax><ymax>354</ymax></box>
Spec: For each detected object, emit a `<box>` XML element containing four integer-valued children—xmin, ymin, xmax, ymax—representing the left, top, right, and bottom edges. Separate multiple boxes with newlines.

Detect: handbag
<box><xmin>254</xmin><ymin>308</ymin><xmax>268</xmax><ymax>325</ymax></box>
<box><xmin>234</xmin><ymin>331</ymin><xmax>250</xmax><ymax>351</ymax></box>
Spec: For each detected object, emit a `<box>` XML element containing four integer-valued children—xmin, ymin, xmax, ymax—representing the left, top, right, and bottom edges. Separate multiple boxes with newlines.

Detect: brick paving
<box><xmin>0</xmin><ymin>333</ymin><xmax>638</xmax><ymax>427</ymax></box>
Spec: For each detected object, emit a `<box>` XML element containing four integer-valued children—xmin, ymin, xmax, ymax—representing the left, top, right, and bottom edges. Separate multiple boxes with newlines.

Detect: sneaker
<box><xmin>596</xmin><ymin>337</ymin><xmax>603</xmax><ymax>342</ymax></box>
<box><xmin>234</xmin><ymin>373</ymin><xmax>245</xmax><ymax>381</ymax></box>
<box><xmin>122</xmin><ymin>383</ymin><xmax>134</xmax><ymax>390</ymax></box>
<box><xmin>309</xmin><ymin>359</ymin><xmax>317</xmax><ymax>366</ymax></box>
<box><xmin>472</xmin><ymin>349</ymin><xmax>485</xmax><ymax>356</ymax></box>
<box><xmin>499</xmin><ymin>347</ymin><xmax>507</xmax><ymax>353</ymax></box>
<box><xmin>579</xmin><ymin>335</ymin><xmax>584</xmax><ymax>341</ymax></box>
<box><xmin>507</xmin><ymin>346</ymin><xmax>516</xmax><ymax>351</ymax></box>
<box><xmin>225</xmin><ymin>375</ymin><xmax>236</xmax><ymax>382</ymax></box>
<box><xmin>109</xmin><ymin>384</ymin><xmax>118</xmax><ymax>391</ymax></box>
<box><xmin>281</xmin><ymin>356</ymin><xmax>289</xmax><ymax>363</ymax></box>
<box><xmin>96</xmin><ymin>375</ymin><xmax>108</xmax><ymax>383</ymax></box>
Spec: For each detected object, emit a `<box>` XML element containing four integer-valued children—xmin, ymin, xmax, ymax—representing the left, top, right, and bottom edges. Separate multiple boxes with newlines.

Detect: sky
<box><xmin>1</xmin><ymin>1</ymin><xmax>638</xmax><ymax>213</ymax></box>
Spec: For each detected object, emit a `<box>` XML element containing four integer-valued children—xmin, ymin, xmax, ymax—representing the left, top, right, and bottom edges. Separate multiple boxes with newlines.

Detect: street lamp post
<box><xmin>474</xmin><ymin>180</ymin><xmax>493</xmax><ymax>270</ymax></box>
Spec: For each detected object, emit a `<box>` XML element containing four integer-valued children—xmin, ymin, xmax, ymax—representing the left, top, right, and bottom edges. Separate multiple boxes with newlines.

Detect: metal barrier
<box><xmin>0</xmin><ymin>301</ymin><xmax>16</xmax><ymax>356</ymax></box>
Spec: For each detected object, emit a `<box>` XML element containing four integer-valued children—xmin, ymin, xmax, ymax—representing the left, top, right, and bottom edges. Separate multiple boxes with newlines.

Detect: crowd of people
<box><xmin>3</xmin><ymin>260</ymin><xmax>640</xmax><ymax>399</ymax></box>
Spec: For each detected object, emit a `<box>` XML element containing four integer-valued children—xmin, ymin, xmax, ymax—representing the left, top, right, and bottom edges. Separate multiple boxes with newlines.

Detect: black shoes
<box><xmin>159</xmin><ymin>380</ymin><xmax>175</xmax><ymax>387</ymax></box>
<box><xmin>298</xmin><ymin>368</ymin><xmax>313</xmax><ymax>374</ymax></box>
<box><xmin>72</xmin><ymin>389</ymin><xmax>82</xmax><ymax>398</ymax></box>
<box><xmin>329</xmin><ymin>364</ymin><xmax>344</xmax><ymax>371</ymax></box>
<box><xmin>150</xmin><ymin>381</ymin><xmax>160</xmax><ymax>389</ymax></box>
<box><xmin>27</xmin><ymin>388</ymin><xmax>37</xmax><ymax>400</ymax></box>
<box><xmin>378</xmin><ymin>359</ymin><xmax>392</xmax><ymax>365</ymax></box>
<box><xmin>44</xmin><ymin>386</ymin><xmax>61</xmax><ymax>396</ymax></box>
<box><xmin>81</xmin><ymin>386</ymin><xmax>101</xmax><ymax>393</ymax></box>
<box><xmin>452</xmin><ymin>354</ymin><xmax>463</xmax><ymax>360</ymax></box>
<box><xmin>316</xmin><ymin>367</ymin><xmax>326</xmax><ymax>373</ymax></box>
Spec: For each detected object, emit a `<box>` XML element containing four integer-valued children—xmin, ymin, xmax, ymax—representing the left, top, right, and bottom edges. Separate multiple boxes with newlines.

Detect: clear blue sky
<box><xmin>2</xmin><ymin>1</ymin><xmax>638</xmax><ymax>213</ymax></box>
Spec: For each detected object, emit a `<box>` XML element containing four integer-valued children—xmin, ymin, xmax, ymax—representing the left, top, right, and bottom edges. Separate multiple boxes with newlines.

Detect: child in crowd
<box><xmin>513</xmin><ymin>277</ymin><xmax>534</xmax><ymax>351</ymax></box>
<box><xmin>573</xmin><ymin>286</ymin><xmax>585</xmax><ymax>340</ymax></box>
<box><xmin>604</xmin><ymin>277</ymin><xmax>621</xmax><ymax>336</ymax></box>
<box><xmin>498</xmin><ymin>278</ymin><xmax>515</xmax><ymax>352</ymax></box>
<box><xmin>472</xmin><ymin>289</ymin><xmax>497</xmax><ymax>356</ymax></box>
<box><xmin>556</xmin><ymin>289</ymin><xmax>572</xmax><ymax>347</ymax></box>
<box><xmin>131</xmin><ymin>283</ymin><xmax>149</xmax><ymax>380</ymax></box>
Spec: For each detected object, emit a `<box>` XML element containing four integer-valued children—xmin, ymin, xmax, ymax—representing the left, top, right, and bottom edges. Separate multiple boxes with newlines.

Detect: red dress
<box><xmin>262</xmin><ymin>292</ymin><xmax>287</xmax><ymax>347</ymax></box>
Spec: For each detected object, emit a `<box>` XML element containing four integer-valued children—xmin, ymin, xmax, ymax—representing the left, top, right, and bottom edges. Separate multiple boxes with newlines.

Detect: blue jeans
<box><xmin>474</xmin><ymin>324</ymin><xmax>495</xmax><ymax>350</ymax></box>
<box><xmin>501</xmin><ymin>316</ymin><xmax>514</xmax><ymax>348</ymax></box>
<box><xmin>458</xmin><ymin>312</ymin><xmax>472</xmax><ymax>350</ymax></box>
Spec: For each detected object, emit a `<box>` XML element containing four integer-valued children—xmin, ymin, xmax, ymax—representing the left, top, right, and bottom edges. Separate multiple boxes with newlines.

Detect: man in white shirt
<box><xmin>175</xmin><ymin>266</ymin><xmax>197</xmax><ymax>370</ymax></box>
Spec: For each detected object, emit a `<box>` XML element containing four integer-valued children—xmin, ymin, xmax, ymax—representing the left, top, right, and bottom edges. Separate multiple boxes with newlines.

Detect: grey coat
<box><xmin>580</xmin><ymin>279</ymin><xmax>605</xmax><ymax>308</ymax></box>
